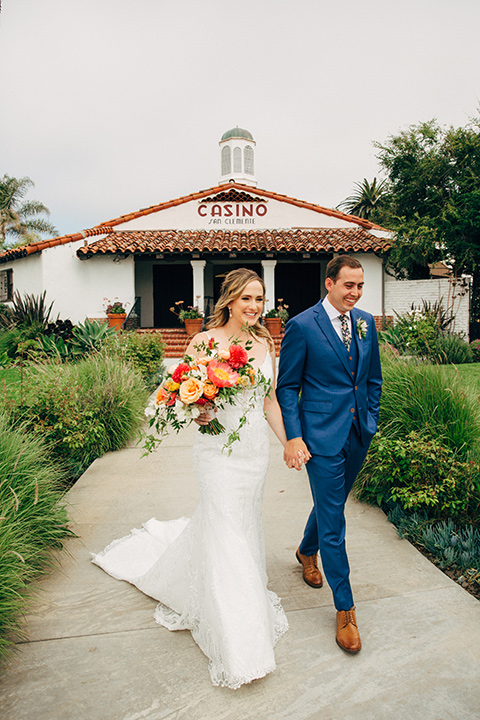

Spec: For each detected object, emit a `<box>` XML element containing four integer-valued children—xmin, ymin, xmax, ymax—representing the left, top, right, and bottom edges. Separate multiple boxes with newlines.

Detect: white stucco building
<box><xmin>0</xmin><ymin>127</ymin><xmax>391</xmax><ymax>330</ymax></box>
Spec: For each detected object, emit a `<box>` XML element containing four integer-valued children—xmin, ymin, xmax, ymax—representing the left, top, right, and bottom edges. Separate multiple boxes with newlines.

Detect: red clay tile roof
<box><xmin>0</xmin><ymin>226</ymin><xmax>112</xmax><ymax>264</ymax></box>
<box><xmin>96</xmin><ymin>182</ymin><xmax>386</xmax><ymax>231</ymax></box>
<box><xmin>0</xmin><ymin>182</ymin><xmax>388</xmax><ymax>265</ymax></box>
<box><xmin>77</xmin><ymin>228</ymin><xmax>390</xmax><ymax>258</ymax></box>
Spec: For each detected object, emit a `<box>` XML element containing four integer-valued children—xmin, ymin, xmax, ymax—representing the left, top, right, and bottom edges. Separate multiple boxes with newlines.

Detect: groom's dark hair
<box><xmin>326</xmin><ymin>255</ymin><xmax>363</xmax><ymax>282</ymax></box>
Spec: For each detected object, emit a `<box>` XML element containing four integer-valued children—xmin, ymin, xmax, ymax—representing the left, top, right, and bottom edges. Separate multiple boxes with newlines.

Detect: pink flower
<box><xmin>207</xmin><ymin>359</ymin><xmax>240</xmax><ymax>388</ymax></box>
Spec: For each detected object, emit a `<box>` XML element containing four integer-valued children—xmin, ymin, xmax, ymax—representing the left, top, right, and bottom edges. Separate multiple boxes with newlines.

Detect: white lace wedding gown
<box><xmin>91</xmin><ymin>352</ymin><xmax>288</xmax><ymax>689</ymax></box>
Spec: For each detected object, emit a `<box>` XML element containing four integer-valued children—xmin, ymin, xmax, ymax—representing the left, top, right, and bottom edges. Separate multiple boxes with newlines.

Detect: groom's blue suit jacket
<box><xmin>276</xmin><ymin>300</ymin><xmax>382</xmax><ymax>457</ymax></box>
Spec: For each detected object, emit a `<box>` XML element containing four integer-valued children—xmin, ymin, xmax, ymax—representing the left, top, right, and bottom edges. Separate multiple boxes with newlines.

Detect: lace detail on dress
<box><xmin>92</xmin><ymin>352</ymin><xmax>288</xmax><ymax>689</ymax></box>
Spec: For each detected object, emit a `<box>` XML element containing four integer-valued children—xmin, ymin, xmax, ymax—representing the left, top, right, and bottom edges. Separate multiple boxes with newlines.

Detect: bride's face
<box><xmin>228</xmin><ymin>280</ymin><xmax>264</xmax><ymax>326</ymax></box>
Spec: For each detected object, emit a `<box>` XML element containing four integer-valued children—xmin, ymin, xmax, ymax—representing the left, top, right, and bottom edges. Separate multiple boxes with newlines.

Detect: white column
<box><xmin>262</xmin><ymin>259</ymin><xmax>277</xmax><ymax>313</ymax></box>
<box><xmin>190</xmin><ymin>260</ymin><xmax>206</xmax><ymax>313</ymax></box>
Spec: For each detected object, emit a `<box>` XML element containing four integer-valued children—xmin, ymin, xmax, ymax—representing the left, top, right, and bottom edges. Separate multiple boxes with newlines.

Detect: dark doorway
<box><xmin>212</xmin><ymin>263</ymin><xmax>263</xmax><ymax>302</ymax></box>
<box><xmin>153</xmin><ymin>264</ymin><xmax>193</xmax><ymax>327</ymax></box>
<box><xmin>275</xmin><ymin>262</ymin><xmax>322</xmax><ymax>319</ymax></box>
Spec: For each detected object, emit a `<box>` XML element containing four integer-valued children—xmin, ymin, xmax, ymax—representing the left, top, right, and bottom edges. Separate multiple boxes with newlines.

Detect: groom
<box><xmin>276</xmin><ymin>255</ymin><xmax>382</xmax><ymax>653</ymax></box>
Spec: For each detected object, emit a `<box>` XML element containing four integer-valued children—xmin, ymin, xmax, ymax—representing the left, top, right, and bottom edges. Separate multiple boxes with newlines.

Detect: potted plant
<box><xmin>170</xmin><ymin>300</ymin><xmax>204</xmax><ymax>336</ymax></box>
<box><xmin>263</xmin><ymin>299</ymin><xmax>289</xmax><ymax>336</ymax></box>
<box><xmin>104</xmin><ymin>299</ymin><xmax>127</xmax><ymax>332</ymax></box>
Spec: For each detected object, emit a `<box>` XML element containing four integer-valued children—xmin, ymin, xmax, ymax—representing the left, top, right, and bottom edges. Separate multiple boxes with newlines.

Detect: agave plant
<box><xmin>70</xmin><ymin>318</ymin><xmax>116</xmax><ymax>355</ymax></box>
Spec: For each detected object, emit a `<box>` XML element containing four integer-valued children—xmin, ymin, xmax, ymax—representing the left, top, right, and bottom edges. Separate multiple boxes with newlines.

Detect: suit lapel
<box><xmin>350</xmin><ymin>308</ymin><xmax>365</xmax><ymax>377</ymax></box>
<box><xmin>313</xmin><ymin>301</ymin><xmax>351</xmax><ymax>377</ymax></box>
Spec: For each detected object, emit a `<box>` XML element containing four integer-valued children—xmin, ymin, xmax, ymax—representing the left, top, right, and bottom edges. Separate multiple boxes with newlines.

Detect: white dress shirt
<box><xmin>322</xmin><ymin>295</ymin><xmax>352</xmax><ymax>343</ymax></box>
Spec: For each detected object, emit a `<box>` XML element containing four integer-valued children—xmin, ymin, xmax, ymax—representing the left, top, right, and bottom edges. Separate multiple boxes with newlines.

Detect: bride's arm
<box><xmin>264</xmin><ymin>350</ymin><xmax>311</xmax><ymax>468</ymax></box>
<box><xmin>263</xmin><ymin>350</ymin><xmax>288</xmax><ymax>447</ymax></box>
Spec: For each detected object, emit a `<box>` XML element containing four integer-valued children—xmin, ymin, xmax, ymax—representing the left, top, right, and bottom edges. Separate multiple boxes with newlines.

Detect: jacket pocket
<box><xmin>301</xmin><ymin>400</ymin><xmax>332</xmax><ymax>414</ymax></box>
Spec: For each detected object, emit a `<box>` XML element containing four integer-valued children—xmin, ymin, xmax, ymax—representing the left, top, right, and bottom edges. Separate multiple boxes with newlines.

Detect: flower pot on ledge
<box><xmin>107</xmin><ymin>313</ymin><xmax>126</xmax><ymax>332</ymax></box>
<box><xmin>263</xmin><ymin>317</ymin><xmax>282</xmax><ymax>336</ymax></box>
<box><xmin>184</xmin><ymin>318</ymin><xmax>203</xmax><ymax>336</ymax></box>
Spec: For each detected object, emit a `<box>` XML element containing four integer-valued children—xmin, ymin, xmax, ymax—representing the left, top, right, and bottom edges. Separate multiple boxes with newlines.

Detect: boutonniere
<box><xmin>356</xmin><ymin>317</ymin><xmax>367</xmax><ymax>340</ymax></box>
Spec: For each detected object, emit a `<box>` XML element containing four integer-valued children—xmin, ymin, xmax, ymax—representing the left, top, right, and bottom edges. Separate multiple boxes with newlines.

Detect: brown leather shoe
<box><xmin>336</xmin><ymin>606</ymin><xmax>361</xmax><ymax>654</ymax></box>
<box><xmin>296</xmin><ymin>548</ymin><xmax>323</xmax><ymax>588</ymax></box>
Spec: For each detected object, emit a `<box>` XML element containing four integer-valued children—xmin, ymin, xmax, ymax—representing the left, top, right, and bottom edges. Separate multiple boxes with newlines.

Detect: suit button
<box><xmin>355</xmin><ymin>385</ymin><xmax>358</xmax><ymax>390</ymax></box>
<box><xmin>351</xmin><ymin>372</ymin><xmax>354</xmax><ymax>376</ymax></box>
<box><xmin>349</xmin><ymin>356</ymin><xmax>353</xmax><ymax>361</ymax></box>
<box><xmin>350</xmin><ymin>408</ymin><xmax>355</xmax><ymax>413</ymax></box>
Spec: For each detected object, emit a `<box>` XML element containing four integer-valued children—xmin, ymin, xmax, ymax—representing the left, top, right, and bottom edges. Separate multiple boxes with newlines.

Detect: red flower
<box><xmin>208</xmin><ymin>337</ymin><xmax>215</xmax><ymax>350</ymax></box>
<box><xmin>166</xmin><ymin>392</ymin><xmax>177</xmax><ymax>407</ymax></box>
<box><xmin>172</xmin><ymin>363</ymin><xmax>190</xmax><ymax>383</ymax></box>
<box><xmin>228</xmin><ymin>344</ymin><xmax>248</xmax><ymax>369</ymax></box>
<box><xmin>196</xmin><ymin>397</ymin><xmax>208</xmax><ymax>405</ymax></box>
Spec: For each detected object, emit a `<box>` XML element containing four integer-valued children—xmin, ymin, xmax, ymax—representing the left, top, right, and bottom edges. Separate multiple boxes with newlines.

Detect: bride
<box><xmin>92</xmin><ymin>268</ymin><xmax>307</xmax><ymax>689</ymax></box>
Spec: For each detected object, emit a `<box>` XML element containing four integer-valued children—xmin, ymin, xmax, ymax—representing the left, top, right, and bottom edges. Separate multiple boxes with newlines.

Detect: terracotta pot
<box><xmin>107</xmin><ymin>313</ymin><xmax>126</xmax><ymax>332</ymax></box>
<box><xmin>184</xmin><ymin>318</ymin><xmax>203</xmax><ymax>336</ymax></box>
<box><xmin>263</xmin><ymin>317</ymin><xmax>282</xmax><ymax>336</ymax></box>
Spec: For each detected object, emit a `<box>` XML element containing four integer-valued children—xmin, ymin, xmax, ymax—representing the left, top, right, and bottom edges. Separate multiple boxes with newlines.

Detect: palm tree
<box><xmin>0</xmin><ymin>175</ymin><xmax>57</xmax><ymax>250</ymax></box>
<box><xmin>337</xmin><ymin>177</ymin><xmax>387</xmax><ymax>220</ymax></box>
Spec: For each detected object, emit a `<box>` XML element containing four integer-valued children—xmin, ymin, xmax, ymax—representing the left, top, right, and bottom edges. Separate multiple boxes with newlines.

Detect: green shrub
<box><xmin>15</xmin><ymin>353</ymin><xmax>148</xmax><ymax>482</ymax></box>
<box><xmin>427</xmin><ymin>333</ymin><xmax>473</xmax><ymax>364</ymax></box>
<box><xmin>378</xmin><ymin>350</ymin><xmax>480</xmax><ymax>458</ymax></box>
<box><xmin>0</xmin><ymin>409</ymin><xmax>71</xmax><ymax>665</ymax></box>
<box><xmin>104</xmin><ymin>331</ymin><xmax>165</xmax><ymax>390</ymax></box>
<box><xmin>470</xmin><ymin>339</ymin><xmax>480</xmax><ymax>362</ymax></box>
<box><xmin>355</xmin><ymin>431</ymin><xmax>480</xmax><ymax>522</ymax></box>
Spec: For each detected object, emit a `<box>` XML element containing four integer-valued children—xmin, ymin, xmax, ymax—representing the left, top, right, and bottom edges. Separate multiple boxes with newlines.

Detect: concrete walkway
<box><xmin>1</xmin><ymin>425</ymin><xmax>480</xmax><ymax>720</ymax></box>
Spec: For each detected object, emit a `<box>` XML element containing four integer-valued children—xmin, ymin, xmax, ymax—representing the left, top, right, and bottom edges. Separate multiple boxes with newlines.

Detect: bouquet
<box><xmin>143</xmin><ymin>337</ymin><xmax>270</xmax><ymax>455</ymax></box>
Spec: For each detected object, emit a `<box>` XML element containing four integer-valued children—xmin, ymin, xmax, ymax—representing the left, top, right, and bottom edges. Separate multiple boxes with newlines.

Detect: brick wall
<box><xmin>384</xmin><ymin>277</ymin><xmax>471</xmax><ymax>339</ymax></box>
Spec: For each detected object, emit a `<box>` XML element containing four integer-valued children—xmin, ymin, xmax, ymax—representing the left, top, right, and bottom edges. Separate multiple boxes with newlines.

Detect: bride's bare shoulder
<box><xmin>186</xmin><ymin>331</ymin><xmax>210</xmax><ymax>356</ymax></box>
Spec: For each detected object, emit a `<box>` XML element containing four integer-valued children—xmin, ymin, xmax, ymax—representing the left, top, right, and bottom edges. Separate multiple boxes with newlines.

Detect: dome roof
<box><xmin>221</xmin><ymin>126</ymin><xmax>254</xmax><ymax>141</ymax></box>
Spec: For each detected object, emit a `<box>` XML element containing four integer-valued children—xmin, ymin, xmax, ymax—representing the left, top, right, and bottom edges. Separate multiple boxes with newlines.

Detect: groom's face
<box><xmin>325</xmin><ymin>266</ymin><xmax>364</xmax><ymax>314</ymax></box>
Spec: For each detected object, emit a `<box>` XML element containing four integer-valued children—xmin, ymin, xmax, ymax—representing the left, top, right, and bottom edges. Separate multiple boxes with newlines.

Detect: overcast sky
<box><xmin>1</xmin><ymin>0</ymin><xmax>479</xmax><ymax>238</ymax></box>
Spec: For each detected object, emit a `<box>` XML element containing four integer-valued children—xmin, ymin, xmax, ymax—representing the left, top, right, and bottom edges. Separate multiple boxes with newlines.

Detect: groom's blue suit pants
<box><xmin>299</xmin><ymin>423</ymin><xmax>370</xmax><ymax>612</ymax></box>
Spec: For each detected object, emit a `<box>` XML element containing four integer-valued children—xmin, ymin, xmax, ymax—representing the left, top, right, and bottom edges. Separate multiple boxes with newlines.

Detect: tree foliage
<box><xmin>374</xmin><ymin>118</ymin><xmax>480</xmax><ymax>279</ymax></box>
<box><xmin>0</xmin><ymin>175</ymin><xmax>57</xmax><ymax>250</ymax></box>
<box><xmin>337</xmin><ymin>177</ymin><xmax>387</xmax><ymax>220</ymax></box>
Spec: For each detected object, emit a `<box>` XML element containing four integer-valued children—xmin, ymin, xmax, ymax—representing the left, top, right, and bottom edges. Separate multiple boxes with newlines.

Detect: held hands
<box><xmin>284</xmin><ymin>437</ymin><xmax>311</xmax><ymax>471</ymax></box>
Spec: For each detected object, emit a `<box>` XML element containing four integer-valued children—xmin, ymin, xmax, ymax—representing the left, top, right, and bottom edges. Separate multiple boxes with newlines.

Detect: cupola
<box><xmin>219</xmin><ymin>126</ymin><xmax>257</xmax><ymax>187</ymax></box>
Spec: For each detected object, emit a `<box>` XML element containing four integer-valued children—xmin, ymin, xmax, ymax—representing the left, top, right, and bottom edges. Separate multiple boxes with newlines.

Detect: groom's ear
<box><xmin>325</xmin><ymin>277</ymin><xmax>334</xmax><ymax>293</ymax></box>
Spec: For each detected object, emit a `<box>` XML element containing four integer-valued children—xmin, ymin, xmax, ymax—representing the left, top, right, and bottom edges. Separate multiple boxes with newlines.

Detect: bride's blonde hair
<box><xmin>206</xmin><ymin>268</ymin><xmax>274</xmax><ymax>352</ymax></box>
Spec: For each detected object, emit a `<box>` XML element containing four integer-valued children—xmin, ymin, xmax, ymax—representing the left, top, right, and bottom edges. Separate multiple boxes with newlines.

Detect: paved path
<box><xmin>1</xmin><ymin>425</ymin><xmax>480</xmax><ymax>720</ymax></box>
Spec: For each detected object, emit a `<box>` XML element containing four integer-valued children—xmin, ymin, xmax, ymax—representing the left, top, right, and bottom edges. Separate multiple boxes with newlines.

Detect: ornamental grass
<box><xmin>15</xmin><ymin>352</ymin><xmax>148</xmax><ymax>483</ymax></box>
<box><xmin>0</xmin><ymin>409</ymin><xmax>71</xmax><ymax>666</ymax></box>
<box><xmin>354</xmin><ymin>350</ymin><xmax>480</xmax><ymax>525</ymax></box>
<box><xmin>377</xmin><ymin>349</ymin><xmax>480</xmax><ymax>459</ymax></box>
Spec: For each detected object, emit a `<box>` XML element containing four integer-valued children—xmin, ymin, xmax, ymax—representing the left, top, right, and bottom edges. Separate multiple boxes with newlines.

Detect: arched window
<box><xmin>244</xmin><ymin>145</ymin><xmax>254</xmax><ymax>175</ymax></box>
<box><xmin>233</xmin><ymin>147</ymin><xmax>242</xmax><ymax>173</ymax></box>
<box><xmin>221</xmin><ymin>146</ymin><xmax>231</xmax><ymax>175</ymax></box>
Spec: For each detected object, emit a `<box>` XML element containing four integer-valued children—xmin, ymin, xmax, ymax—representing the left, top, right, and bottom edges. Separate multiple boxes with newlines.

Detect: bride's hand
<box><xmin>194</xmin><ymin>402</ymin><xmax>216</xmax><ymax>426</ymax></box>
<box><xmin>195</xmin><ymin>411</ymin><xmax>212</xmax><ymax>426</ymax></box>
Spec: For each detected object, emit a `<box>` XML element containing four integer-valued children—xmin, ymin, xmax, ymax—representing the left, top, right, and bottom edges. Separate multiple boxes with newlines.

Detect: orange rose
<box><xmin>218</xmin><ymin>349</ymin><xmax>231</xmax><ymax>361</ymax></box>
<box><xmin>179</xmin><ymin>377</ymin><xmax>204</xmax><ymax>404</ymax></box>
<box><xmin>203</xmin><ymin>381</ymin><xmax>219</xmax><ymax>399</ymax></box>
<box><xmin>156</xmin><ymin>386</ymin><xmax>170</xmax><ymax>405</ymax></box>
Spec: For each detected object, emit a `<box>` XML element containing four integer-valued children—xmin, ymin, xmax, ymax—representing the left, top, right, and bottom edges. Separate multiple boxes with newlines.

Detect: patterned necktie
<box><xmin>339</xmin><ymin>314</ymin><xmax>351</xmax><ymax>351</ymax></box>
